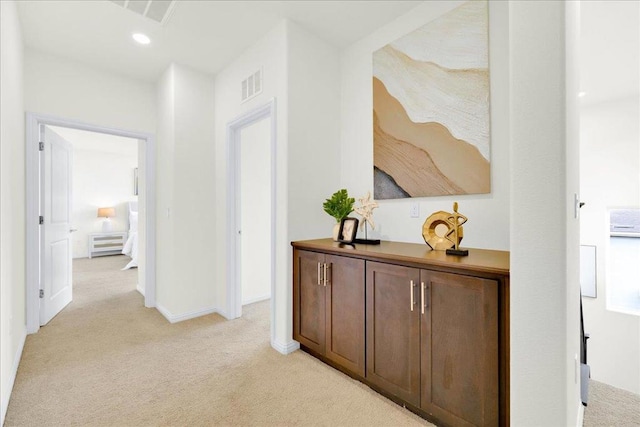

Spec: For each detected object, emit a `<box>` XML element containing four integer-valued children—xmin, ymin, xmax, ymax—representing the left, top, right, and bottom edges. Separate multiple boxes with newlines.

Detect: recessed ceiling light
<box><xmin>578</xmin><ymin>91</ymin><xmax>587</xmax><ymax>98</ymax></box>
<box><xmin>132</xmin><ymin>33</ymin><xmax>151</xmax><ymax>45</ymax></box>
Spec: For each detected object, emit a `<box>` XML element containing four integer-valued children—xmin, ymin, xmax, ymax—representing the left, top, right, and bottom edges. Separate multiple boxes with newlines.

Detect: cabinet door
<box><xmin>325</xmin><ymin>254</ymin><xmax>365</xmax><ymax>376</ymax></box>
<box><xmin>293</xmin><ymin>250</ymin><xmax>326</xmax><ymax>354</ymax></box>
<box><xmin>366</xmin><ymin>262</ymin><xmax>421</xmax><ymax>407</ymax></box>
<box><xmin>420</xmin><ymin>270</ymin><xmax>499</xmax><ymax>427</ymax></box>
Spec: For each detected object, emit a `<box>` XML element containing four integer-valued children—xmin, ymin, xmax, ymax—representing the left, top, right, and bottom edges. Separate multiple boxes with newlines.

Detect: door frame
<box><xmin>225</xmin><ymin>99</ymin><xmax>276</xmax><ymax>339</ymax></box>
<box><xmin>26</xmin><ymin>112</ymin><xmax>157</xmax><ymax>333</ymax></box>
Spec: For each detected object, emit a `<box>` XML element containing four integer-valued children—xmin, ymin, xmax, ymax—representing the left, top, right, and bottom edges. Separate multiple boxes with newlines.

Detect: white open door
<box><xmin>40</xmin><ymin>126</ymin><xmax>73</xmax><ymax>325</ymax></box>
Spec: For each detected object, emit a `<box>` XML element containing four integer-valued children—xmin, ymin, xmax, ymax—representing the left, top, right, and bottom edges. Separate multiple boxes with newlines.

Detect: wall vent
<box><xmin>109</xmin><ymin>0</ymin><xmax>177</xmax><ymax>26</ymax></box>
<box><xmin>241</xmin><ymin>69</ymin><xmax>263</xmax><ymax>103</ymax></box>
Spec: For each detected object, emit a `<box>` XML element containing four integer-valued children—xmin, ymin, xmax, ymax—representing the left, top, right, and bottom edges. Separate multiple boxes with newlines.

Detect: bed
<box><xmin>122</xmin><ymin>201</ymin><xmax>138</xmax><ymax>270</ymax></box>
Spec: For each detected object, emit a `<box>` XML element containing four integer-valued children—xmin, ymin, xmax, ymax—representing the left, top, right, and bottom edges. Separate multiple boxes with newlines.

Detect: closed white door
<box><xmin>40</xmin><ymin>126</ymin><xmax>73</xmax><ymax>325</ymax></box>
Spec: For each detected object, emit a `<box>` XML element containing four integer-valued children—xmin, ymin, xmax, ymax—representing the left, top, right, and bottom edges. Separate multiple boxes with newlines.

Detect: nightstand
<box><xmin>88</xmin><ymin>232</ymin><xmax>128</xmax><ymax>258</ymax></box>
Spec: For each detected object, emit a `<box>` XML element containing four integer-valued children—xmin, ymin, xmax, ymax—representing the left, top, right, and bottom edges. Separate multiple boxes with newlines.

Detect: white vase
<box><xmin>332</xmin><ymin>223</ymin><xmax>341</xmax><ymax>241</ymax></box>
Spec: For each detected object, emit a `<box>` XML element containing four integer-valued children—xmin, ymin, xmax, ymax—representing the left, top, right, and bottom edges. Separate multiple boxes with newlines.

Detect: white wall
<box><xmin>240</xmin><ymin>117</ymin><xmax>272</xmax><ymax>305</ymax></box>
<box><xmin>285</xmin><ymin>21</ymin><xmax>342</xmax><ymax>348</ymax></box>
<box><xmin>48</xmin><ymin>128</ymin><xmax>138</xmax><ymax>259</ymax></box>
<box><xmin>287</xmin><ymin>21</ymin><xmax>342</xmax><ymax>242</ymax></box>
<box><xmin>24</xmin><ymin>54</ymin><xmax>154</xmax><ymax>296</ymax></box>
<box><xmin>213</xmin><ymin>20</ymin><xmax>342</xmax><ymax>350</ymax></box>
<box><xmin>581</xmin><ymin>97</ymin><xmax>640</xmax><ymax>394</ymax></box>
<box><xmin>340</xmin><ymin>1</ymin><xmax>580</xmax><ymax>424</ymax></box>
<box><xmin>155</xmin><ymin>63</ymin><xmax>217</xmax><ymax>319</ymax></box>
<box><xmin>340</xmin><ymin>1</ymin><xmax>510</xmax><ymax>251</ymax></box>
<box><xmin>509</xmin><ymin>2</ymin><xmax>581</xmax><ymax>425</ymax></box>
<box><xmin>24</xmin><ymin>49</ymin><xmax>156</xmax><ymax>134</ymax></box>
<box><xmin>213</xmin><ymin>22</ymin><xmax>289</xmax><ymax>324</ymax></box>
<box><xmin>0</xmin><ymin>2</ymin><xmax>26</xmax><ymax>424</ymax></box>
<box><xmin>155</xmin><ymin>65</ymin><xmax>175</xmax><ymax>309</ymax></box>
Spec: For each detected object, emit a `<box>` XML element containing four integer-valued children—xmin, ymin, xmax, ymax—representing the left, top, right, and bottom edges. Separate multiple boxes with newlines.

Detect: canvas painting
<box><xmin>373</xmin><ymin>0</ymin><xmax>491</xmax><ymax>199</ymax></box>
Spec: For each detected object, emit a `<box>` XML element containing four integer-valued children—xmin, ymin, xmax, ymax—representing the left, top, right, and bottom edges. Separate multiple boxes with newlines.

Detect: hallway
<box><xmin>4</xmin><ymin>256</ymin><xmax>426</xmax><ymax>426</ymax></box>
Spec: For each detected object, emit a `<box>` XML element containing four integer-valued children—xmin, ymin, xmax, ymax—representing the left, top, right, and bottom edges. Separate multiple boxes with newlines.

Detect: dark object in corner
<box><xmin>580</xmin><ymin>294</ymin><xmax>590</xmax><ymax>406</ymax></box>
<box><xmin>446</xmin><ymin>248</ymin><xmax>469</xmax><ymax>256</ymax></box>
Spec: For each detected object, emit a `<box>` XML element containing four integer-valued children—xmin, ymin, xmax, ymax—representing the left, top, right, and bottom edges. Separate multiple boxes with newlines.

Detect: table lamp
<box><xmin>97</xmin><ymin>207</ymin><xmax>115</xmax><ymax>232</ymax></box>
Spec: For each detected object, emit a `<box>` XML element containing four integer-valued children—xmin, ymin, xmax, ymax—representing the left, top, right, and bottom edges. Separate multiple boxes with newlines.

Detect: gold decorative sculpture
<box><xmin>422</xmin><ymin>202</ymin><xmax>469</xmax><ymax>256</ymax></box>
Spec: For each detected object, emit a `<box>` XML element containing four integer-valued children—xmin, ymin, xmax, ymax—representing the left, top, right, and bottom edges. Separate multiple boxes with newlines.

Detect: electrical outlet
<box><xmin>410</xmin><ymin>203</ymin><xmax>420</xmax><ymax>218</ymax></box>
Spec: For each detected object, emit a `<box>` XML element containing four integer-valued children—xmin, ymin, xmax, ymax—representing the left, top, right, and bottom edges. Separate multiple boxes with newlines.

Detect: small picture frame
<box><xmin>338</xmin><ymin>217</ymin><xmax>359</xmax><ymax>244</ymax></box>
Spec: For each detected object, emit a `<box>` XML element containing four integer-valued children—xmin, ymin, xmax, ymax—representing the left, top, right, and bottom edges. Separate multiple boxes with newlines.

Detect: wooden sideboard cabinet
<box><xmin>292</xmin><ymin>239</ymin><xmax>510</xmax><ymax>427</ymax></box>
<box><xmin>293</xmin><ymin>249</ymin><xmax>365</xmax><ymax>377</ymax></box>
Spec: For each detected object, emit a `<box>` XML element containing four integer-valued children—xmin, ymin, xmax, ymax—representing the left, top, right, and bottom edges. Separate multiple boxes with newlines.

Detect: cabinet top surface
<box><xmin>292</xmin><ymin>239</ymin><xmax>509</xmax><ymax>276</ymax></box>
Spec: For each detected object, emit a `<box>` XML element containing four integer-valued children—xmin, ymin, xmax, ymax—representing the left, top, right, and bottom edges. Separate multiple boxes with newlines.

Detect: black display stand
<box><xmin>354</xmin><ymin>238</ymin><xmax>381</xmax><ymax>245</ymax></box>
<box><xmin>446</xmin><ymin>248</ymin><xmax>469</xmax><ymax>256</ymax></box>
<box><xmin>355</xmin><ymin>225</ymin><xmax>380</xmax><ymax>245</ymax></box>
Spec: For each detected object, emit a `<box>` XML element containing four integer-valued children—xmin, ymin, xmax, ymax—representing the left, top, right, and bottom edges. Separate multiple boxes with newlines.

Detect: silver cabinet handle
<box><xmin>323</xmin><ymin>263</ymin><xmax>328</xmax><ymax>287</ymax></box>
<box><xmin>421</xmin><ymin>282</ymin><xmax>425</xmax><ymax>314</ymax></box>
<box><xmin>70</xmin><ymin>228</ymin><xmax>78</xmax><ymax>233</ymax></box>
<box><xmin>410</xmin><ymin>280</ymin><xmax>415</xmax><ymax>311</ymax></box>
<box><xmin>317</xmin><ymin>262</ymin><xmax>321</xmax><ymax>285</ymax></box>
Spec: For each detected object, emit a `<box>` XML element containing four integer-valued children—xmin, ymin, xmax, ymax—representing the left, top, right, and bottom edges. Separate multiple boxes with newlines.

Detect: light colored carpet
<box><xmin>584</xmin><ymin>379</ymin><xmax>640</xmax><ymax>426</ymax></box>
<box><xmin>5</xmin><ymin>255</ymin><xmax>429</xmax><ymax>426</ymax></box>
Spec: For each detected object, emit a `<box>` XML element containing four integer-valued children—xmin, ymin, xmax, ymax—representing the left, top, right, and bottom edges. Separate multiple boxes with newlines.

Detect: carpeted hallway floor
<box><xmin>6</xmin><ymin>256</ymin><xmax>639</xmax><ymax>426</ymax></box>
<box><xmin>5</xmin><ymin>255</ymin><xmax>429</xmax><ymax>426</ymax></box>
<box><xmin>584</xmin><ymin>379</ymin><xmax>640</xmax><ymax>426</ymax></box>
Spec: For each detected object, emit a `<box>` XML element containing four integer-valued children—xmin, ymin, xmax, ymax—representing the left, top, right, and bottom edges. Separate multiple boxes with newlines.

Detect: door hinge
<box><xmin>39</xmin><ymin>216</ymin><xmax>44</xmax><ymax>225</ymax></box>
<box><xmin>39</xmin><ymin>289</ymin><xmax>44</xmax><ymax>298</ymax></box>
<box><xmin>39</xmin><ymin>141</ymin><xmax>44</xmax><ymax>151</ymax></box>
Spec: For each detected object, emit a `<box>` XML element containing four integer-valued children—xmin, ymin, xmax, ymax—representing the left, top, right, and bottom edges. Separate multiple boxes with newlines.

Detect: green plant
<box><xmin>323</xmin><ymin>189</ymin><xmax>355</xmax><ymax>222</ymax></box>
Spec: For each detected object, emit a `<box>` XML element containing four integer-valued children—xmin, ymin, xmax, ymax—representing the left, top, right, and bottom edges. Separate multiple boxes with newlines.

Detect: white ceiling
<box><xmin>16</xmin><ymin>1</ymin><xmax>639</xmax><ymax>105</ymax></box>
<box><xmin>16</xmin><ymin>0</ymin><xmax>421</xmax><ymax>82</ymax></box>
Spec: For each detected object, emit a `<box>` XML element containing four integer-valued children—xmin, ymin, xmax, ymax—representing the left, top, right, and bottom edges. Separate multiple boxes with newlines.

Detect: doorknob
<box><xmin>70</xmin><ymin>228</ymin><xmax>77</xmax><ymax>233</ymax></box>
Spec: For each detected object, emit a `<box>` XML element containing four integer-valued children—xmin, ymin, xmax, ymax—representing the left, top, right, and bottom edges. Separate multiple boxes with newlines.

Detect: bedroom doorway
<box><xmin>26</xmin><ymin>113</ymin><xmax>157</xmax><ymax>333</ymax></box>
<box><xmin>226</xmin><ymin>100</ymin><xmax>276</xmax><ymax>340</ymax></box>
<box><xmin>44</xmin><ymin>125</ymin><xmax>141</xmax><ymax>323</ymax></box>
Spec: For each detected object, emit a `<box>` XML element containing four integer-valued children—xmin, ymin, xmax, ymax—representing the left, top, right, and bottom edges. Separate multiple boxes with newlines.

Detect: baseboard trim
<box><xmin>1</xmin><ymin>328</ymin><xmax>27</xmax><ymax>426</ymax></box>
<box><xmin>271</xmin><ymin>339</ymin><xmax>300</xmax><ymax>355</ymax></box>
<box><xmin>136</xmin><ymin>283</ymin><xmax>145</xmax><ymax>297</ymax></box>
<box><xmin>156</xmin><ymin>304</ymin><xmax>218</xmax><ymax>324</ymax></box>
<box><xmin>216</xmin><ymin>307</ymin><xmax>231</xmax><ymax>320</ymax></box>
<box><xmin>577</xmin><ymin>399</ymin><xmax>585</xmax><ymax>426</ymax></box>
<box><xmin>242</xmin><ymin>295</ymin><xmax>271</xmax><ymax>306</ymax></box>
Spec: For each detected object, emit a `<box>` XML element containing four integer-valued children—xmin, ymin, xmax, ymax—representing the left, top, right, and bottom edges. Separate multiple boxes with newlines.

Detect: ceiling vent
<box><xmin>109</xmin><ymin>0</ymin><xmax>177</xmax><ymax>26</ymax></box>
<box><xmin>241</xmin><ymin>69</ymin><xmax>263</xmax><ymax>103</ymax></box>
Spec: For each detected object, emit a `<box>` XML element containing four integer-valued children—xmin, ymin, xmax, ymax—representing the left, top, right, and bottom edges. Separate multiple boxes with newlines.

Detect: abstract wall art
<box><xmin>373</xmin><ymin>0</ymin><xmax>491</xmax><ymax>199</ymax></box>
